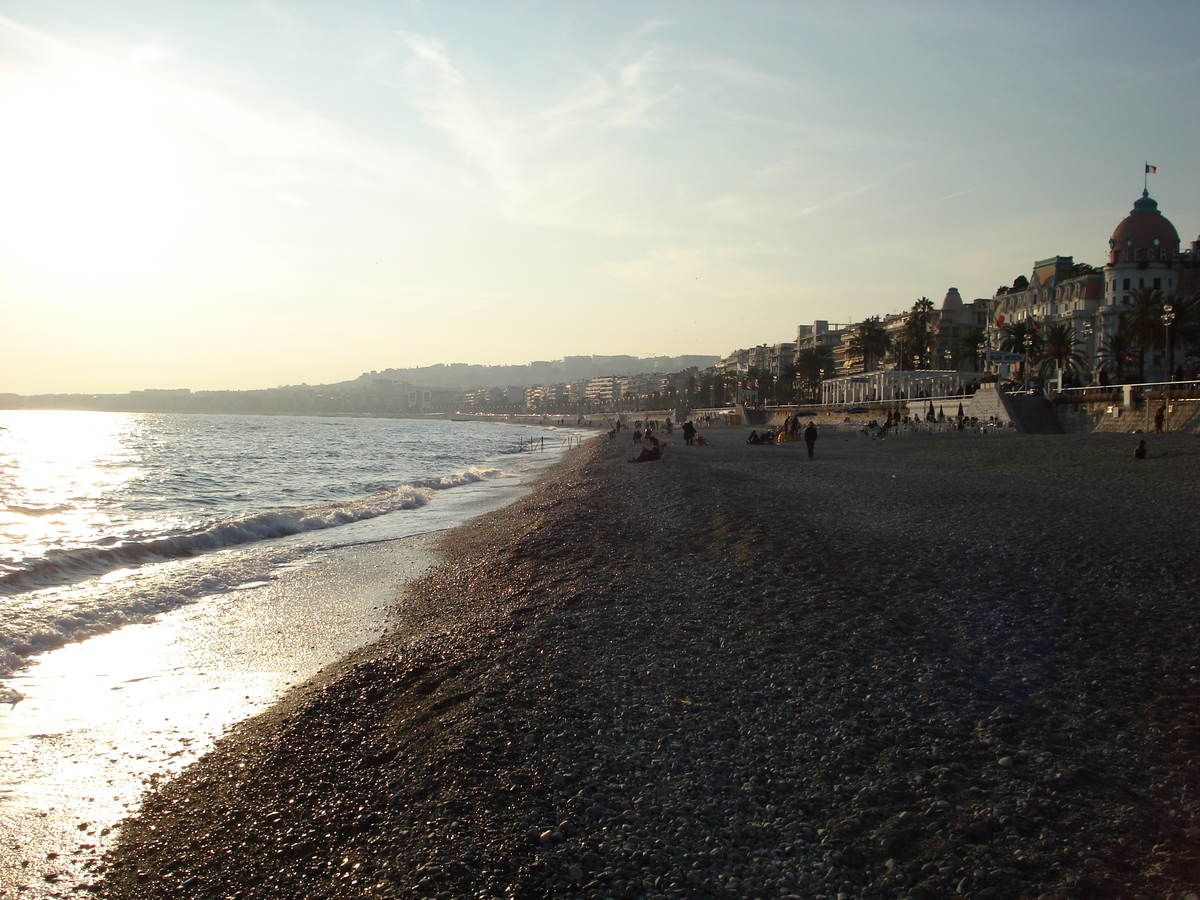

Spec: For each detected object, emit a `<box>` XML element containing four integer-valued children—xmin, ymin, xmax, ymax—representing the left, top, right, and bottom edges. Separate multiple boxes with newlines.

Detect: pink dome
<box><xmin>1109</xmin><ymin>191</ymin><xmax>1180</xmax><ymax>264</ymax></box>
<box><xmin>941</xmin><ymin>287</ymin><xmax>964</xmax><ymax>311</ymax></box>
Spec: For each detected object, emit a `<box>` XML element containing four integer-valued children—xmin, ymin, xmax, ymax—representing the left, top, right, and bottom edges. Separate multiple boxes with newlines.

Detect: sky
<box><xmin>1</xmin><ymin>1</ymin><xmax>1198</xmax><ymax>395</ymax></box>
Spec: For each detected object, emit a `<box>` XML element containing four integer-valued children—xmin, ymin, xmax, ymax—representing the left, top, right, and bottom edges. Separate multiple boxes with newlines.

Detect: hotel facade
<box><xmin>990</xmin><ymin>189</ymin><xmax>1199</xmax><ymax>379</ymax></box>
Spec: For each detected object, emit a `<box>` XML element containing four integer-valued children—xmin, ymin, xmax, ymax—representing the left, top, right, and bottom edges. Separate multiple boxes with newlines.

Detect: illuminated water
<box><xmin>0</xmin><ymin>410</ymin><xmax>591</xmax><ymax>895</ymax></box>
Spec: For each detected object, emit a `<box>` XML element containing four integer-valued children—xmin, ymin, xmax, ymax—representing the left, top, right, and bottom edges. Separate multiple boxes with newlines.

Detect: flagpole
<box><xmin>1144</xmin><ymin>161</ymin><xmax>1148</xmax><ymax>193</ymax></box>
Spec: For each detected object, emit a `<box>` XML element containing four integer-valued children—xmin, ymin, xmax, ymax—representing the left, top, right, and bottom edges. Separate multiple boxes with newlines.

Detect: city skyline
<box><xmin>2</xmin><ymin>1</ymin><xmax>1198</xmax><ymax>395</ymax></box>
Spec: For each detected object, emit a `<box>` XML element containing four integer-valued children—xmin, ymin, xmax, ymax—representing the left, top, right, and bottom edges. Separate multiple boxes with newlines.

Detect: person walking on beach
<box><xmin>682</xmin><ymin>420</ymin><xmax>696</xmax><ymax>445</ymax></box>
<box><xmin>1154</xmin><ymin>405</ymin><xmax>1165</xmax><ymax>433</ymax></box>
<box><xmin>803</xmin><ymin>421</ymin><xmax>818</xmax><ymax>459</ymax></box>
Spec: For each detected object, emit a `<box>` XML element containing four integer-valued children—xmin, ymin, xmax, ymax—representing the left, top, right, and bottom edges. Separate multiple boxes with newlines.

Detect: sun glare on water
<box><xmin>0</xmin><ymin>64</ymin><xmax>189</xmax><ymax>277</ymax></box>
<box><xmin>0</xmin><ymin>411</ymin><xmax>141</xmax><ymax>570</ymax></box>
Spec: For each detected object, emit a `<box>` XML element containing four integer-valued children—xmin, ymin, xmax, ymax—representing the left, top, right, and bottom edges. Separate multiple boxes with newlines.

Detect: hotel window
<box><xmin>1153</xmin><ymin>278</ymin><xmax>1161</xmax><ymax>290</ymax></box>
<box><xmin>1122</xmin><ymin>278</ymin><xmax>1130</xmax><ymax>290</ymax></box>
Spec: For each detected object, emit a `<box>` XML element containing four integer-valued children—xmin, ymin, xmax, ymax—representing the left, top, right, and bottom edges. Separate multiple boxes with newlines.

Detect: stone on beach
<box><xmin>98</xmin><ymin>430</ymin><xmax>1200</xmax><ymax>900</ymax></box>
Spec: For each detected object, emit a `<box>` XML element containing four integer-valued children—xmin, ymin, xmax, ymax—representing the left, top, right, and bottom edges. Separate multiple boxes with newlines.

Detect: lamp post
<box><xmin>1081</xmin><ymin>322</ymin><xmax>1093</xmax><ymax>383</ymax></box>
<box><xmin>1163</xmin><ymin>303</ymin><xmax>1176</xmax><ymax>381</ymax></box>
<box><xmin>1024</xmin><ymin>333</ymin><xmax>1034</xmax><ymax>388</ymax></box>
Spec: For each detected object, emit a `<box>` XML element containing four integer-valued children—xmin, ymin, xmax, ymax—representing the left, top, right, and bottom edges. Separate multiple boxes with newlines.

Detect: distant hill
<box><xmin>349</xmin><ymin>355</ymin><xmax>720</xmax><ymax>391</ymax></box>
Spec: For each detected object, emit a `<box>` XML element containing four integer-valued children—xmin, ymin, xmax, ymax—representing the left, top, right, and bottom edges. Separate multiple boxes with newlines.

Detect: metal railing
<box><xmin>1056</xmin><ymin>379</ymin><xmax>1200</xmax><ymax>399</ymax></box>
<box><xmin>511</xmin><ymin>434</ymin><xmax>590</xmax><ymax>453</ymax></box>
<box><xmin>845</xmin><ymin>419</ymin><xmax>1014</xmax><ymax>438</ymax></box>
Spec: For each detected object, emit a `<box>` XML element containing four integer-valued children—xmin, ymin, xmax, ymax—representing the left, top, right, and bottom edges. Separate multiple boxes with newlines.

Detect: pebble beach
<box><xmin>97</xmin><ymin>428</ymin><xmax>1200</xmax><ymax>900</ymax></box>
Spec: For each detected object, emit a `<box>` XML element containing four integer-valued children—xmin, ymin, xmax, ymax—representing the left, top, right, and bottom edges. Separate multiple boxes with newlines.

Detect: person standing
<box><xmin>803</xmin><ymin>421</ymin><xmax>818</xmax><ymax>459</ymax></box>
<box><xmin>682</xmin><ymin>420</ymin><xmax>696</xmax><ymax>445</ymax></box>
<box><xmin>1154</xmin><ymin>404</ymin><xmax>1165</xmax><ymax>433</ymax></box>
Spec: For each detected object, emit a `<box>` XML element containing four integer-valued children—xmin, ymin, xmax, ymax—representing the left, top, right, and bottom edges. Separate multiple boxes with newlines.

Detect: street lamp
<box><xmin>1162</xmin><ymin>303</ymin><xmax>1176</xmax><ymax>381</ymax></box>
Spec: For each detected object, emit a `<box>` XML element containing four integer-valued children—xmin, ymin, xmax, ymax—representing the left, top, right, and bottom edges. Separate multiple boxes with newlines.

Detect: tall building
<box><xmin>992</xmin><ymin>190</ymin><xmax>1199</xmax><ymax>379</ymax></box>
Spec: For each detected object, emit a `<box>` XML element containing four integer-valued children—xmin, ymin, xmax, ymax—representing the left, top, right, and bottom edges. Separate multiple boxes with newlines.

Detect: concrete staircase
<box><xmin>739</xmin><ymin>405</ymin><xmax>768</xmax><ymax>426</ymax></box>
<box><xmin>1002</xmin><ymin>393</ymin><xmax>1065</xmax><ymax>434</ymax></box>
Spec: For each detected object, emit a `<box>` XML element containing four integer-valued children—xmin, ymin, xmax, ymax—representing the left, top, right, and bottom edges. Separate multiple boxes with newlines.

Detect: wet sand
<box><xmin>96</xmin><ymin>429</ymin><xmax>1200</xmax><ymax>900</ymax></box>
<box><xmin>0</xmin><ymin>533</ymin><xmax>442</xmax><ymax>900</ymax></box>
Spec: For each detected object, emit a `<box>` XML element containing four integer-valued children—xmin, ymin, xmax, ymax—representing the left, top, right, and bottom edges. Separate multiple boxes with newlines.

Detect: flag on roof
<box><xmin>1146</xmin><ymin>164</ymin><xmax>1157</xmax><ymax>173</ymax></box>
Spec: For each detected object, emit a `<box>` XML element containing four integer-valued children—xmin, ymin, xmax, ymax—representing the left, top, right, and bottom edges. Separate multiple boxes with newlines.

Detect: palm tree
<box><xmin>846</xmin><ymin>317</ymin><xmax>891</xmax><ymax>373</ymax></box>
<box><xmin>957</xmin><ymin>326</ymin><xmax>987</xmax><ymax>372</ymax></box>
<box><xmin>888</xmin><ymin>331</ymin><xmax>914</xmax><ymax>371</ymax></box>
<box><xmin>1161</xmin><ymin>294</ymin><xmax>1200</xmax><ymax>378</ymax></box>
<box><xmin>1097</xmin><ymin>330</ymin><xmax>1136</xmax><ymax>384</ymax></box>
<box><xmin>1036</xmin><ymin>322</ymin><xmax>1086</xmax><ymax>381</ymax></box>
<box><xmin>1119</xmin><ymin>287</ymin><xmax>1166</xmax><ymax>381</ymax></box>
<box><xmin>999</xmin><ymin>319</ymin><xmax>1043</xmax><ymax>376</ymax></box>
<box><xmin>778</xmin><ymin>359</ymin><xmax>798</xmax><ymax>405</ymax></box>
<box><xmin>905</xmin><ymin>297</ymin><xmax>937</xmax><ymax>370</ymax></box>
<box><xmin>795</xmin><ymin>346</ymin><xmax>835</xmax><ymax>400</ymax></box>
<box><xmin>815</xmin><ymin>344</ymin><xmax>835</xmax><ymax>380</ymax></box>
<box><xmin>759</xmin><ymin>368</ymin><xmax>776</xmax><ymax>405</ymax></box>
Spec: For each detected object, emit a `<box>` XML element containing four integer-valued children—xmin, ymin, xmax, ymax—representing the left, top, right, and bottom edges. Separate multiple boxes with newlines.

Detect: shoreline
<box><xmin>0</xmin><ymin>530</ymin><xmax>446</xmax><ymax>900</ymax></box>
<box><xmin>97</xmin><ymin>430</ymin><xmax>1200</xmax><ymax>899</ymax></box>
<box><xmin>0</xmin><ymin>420</ymin><xmax>589</xmax><ymax>897</ymax></box>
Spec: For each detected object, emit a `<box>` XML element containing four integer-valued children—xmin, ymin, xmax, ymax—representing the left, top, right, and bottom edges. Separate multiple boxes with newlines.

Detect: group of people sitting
<box><xmin>745</xmin><ymin>429</ymin><xmax>780</xmax><ymax>445</ymax></box>
<box><xmin>627</xmin><ymin>418</ymin><xmax>716</xmax><ymax>462</ymax></box>
<box><xmin>746</xmin><ymin>421</ymin><xmax>805</xmax><ymax>444</ymax></box>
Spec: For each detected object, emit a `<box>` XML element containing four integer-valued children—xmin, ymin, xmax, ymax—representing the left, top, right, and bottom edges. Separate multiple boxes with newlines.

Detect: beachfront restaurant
<box><xmin>820</xmin><ymin>370</ymin><xmax>980</xmax><ymax>406</ymax></box>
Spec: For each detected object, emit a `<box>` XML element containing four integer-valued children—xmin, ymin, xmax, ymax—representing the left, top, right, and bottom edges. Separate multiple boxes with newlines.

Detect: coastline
<box><xmin>98</xmin><ymin>429</ymin><xmax>1200</xmax><ymax>899</ymax></box>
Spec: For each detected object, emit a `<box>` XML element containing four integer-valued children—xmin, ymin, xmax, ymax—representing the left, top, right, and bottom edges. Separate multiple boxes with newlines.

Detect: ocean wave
<box><xmin>3</xmin><ymin>503</ymin><xmax>77</xmax><ymax>517</ymax></box>
<box><xmin>0</xmin><ymin>542</ymin><xmax>311</xmax><ymax>679</ymax></box>
<box><xmin>0</xmin><ymin>468</ymin><xmax>506</xmax><ymax>597</ymax></box>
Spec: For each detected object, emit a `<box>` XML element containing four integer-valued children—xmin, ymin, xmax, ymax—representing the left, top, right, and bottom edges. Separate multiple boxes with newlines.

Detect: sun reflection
<box><xmin>0</xmin><ymin>411</ymin><xmax>143</xmax><ymax>571</ymax></box>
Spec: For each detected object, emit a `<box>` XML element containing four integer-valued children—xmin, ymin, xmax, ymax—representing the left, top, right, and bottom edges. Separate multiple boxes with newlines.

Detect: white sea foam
<box><xmin>2</xmin><ymin>480</ymin><xmax>444</xmax><ymax>595</ymax></box>
<box><xmin>0</xmin><ymin>412</ymin><xmax>593</xmax><ymax>678</ymax></box>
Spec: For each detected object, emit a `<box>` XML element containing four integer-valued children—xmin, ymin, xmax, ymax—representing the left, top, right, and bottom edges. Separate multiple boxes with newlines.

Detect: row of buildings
<box><xmin>462</xmin><ymin>370</ymin><xmax>699</xmax><ymax>413</ymax></box>
<box><xmin>718</xmin><ymin>188</ymin><xmax>1200</xmax><ymax>404</ymax></box>
<box><xmin>453</xmin><ymin>188</ymin><xmax>1199</xmax><ymax>414</ymax></box>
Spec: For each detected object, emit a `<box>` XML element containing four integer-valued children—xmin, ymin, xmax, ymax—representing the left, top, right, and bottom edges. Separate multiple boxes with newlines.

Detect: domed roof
<box><xmin>941</xmin><ymin>287</ymin><xmax>964</xmax><ymax>311</ymax></box>
<box><xmin>1109</xmin><ymin>190</ymin><xmax>1180</xmax><ymax>264</ymax></box>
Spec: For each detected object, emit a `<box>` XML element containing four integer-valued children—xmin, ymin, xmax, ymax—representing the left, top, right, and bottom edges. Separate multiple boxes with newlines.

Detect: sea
<box><xmin>0</xmin><ymin>410</ymin><xmax>593</xmax><ymax>896</ymax></box>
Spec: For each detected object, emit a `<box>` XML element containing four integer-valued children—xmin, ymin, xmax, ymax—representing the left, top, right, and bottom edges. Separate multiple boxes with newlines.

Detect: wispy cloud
<box><xmin>0</xmin><ymin>13</ymin><xmax>77</xmax><ymax>66</ymax></box>
<box><xmin>394</xmin><ymin>31</ymin><xmax>518</xmax><ymax>202</ymax></box>
<box><xmin>790</xmin><ymin>178</ymin><xmax>891</xmax><ymax>219</ymax></box>
<box><xmin>929</xmin><ymin>182</ymin><xmax>997</xmax><ymax>205</ymax></box>
<box><xmin>0</xmin><ymin>16</ymin><xmax>459</xmax><ymax>204</ymax></box>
